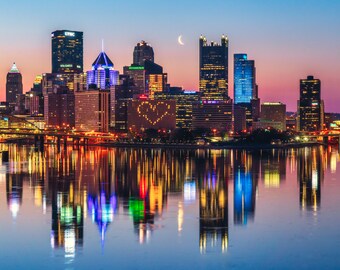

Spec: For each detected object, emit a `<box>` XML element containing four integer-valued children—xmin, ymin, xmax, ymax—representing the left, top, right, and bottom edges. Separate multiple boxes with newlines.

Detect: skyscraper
<box><xmin>133</xmin><ymin>41</ymin><xmax>154</xmax><ymax>66</ymax></box>
<box><xmin>6</xmin><ymin>63</ymin><xmax>23</xmax><ymax>105</ymax></box>
<box><xmin>298</xmin><ymin>76</ymin><xmax>323</xmax><ymax>131</ymax></box>
<box><xmin>199</xmin><ymin>35</ymin><xmax>229</xmax><ymax>101</ymax></box>
<box><xmin>234</xmin><ymin>54</ymin><xmax>256</xmax><ymax>104</ymax></box>
<box><xmin>86</xmin><ymin>50</ymin><xmax>119</xmax><ymax>90</ymax></box>
<box><xmin>51</xmin><ymin>30</ymin><xmax>83</xmax><ymax>74</ymax></box>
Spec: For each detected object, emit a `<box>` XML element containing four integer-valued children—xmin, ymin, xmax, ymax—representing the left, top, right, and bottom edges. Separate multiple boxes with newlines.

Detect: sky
<box><xmin>0</xmin><ymin>0</ymin><xmax>340</xmax><ymax>112</ymax></box>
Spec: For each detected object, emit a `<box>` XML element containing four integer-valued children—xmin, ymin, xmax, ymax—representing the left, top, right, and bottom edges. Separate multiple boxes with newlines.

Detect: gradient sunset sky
<box><xmin>0</xmin><ymin>0</ymin><xmax>340</xmax><ymax>112</ymax></box>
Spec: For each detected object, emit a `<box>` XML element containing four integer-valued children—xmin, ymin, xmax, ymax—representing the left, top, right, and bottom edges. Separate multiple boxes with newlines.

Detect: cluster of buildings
<box><xmin>1</xmin><ymin>30</ymin><xmax>330</xmax><ymax>134</ymax></box>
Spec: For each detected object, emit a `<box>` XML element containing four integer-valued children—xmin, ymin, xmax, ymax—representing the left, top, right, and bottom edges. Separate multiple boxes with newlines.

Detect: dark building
<box><xmin>6</xmin><ymin>63</ymin><xmax>23</xmax><ymax>106</ymax></box>
<box><xmin>133</xmin><ymin>41</ymin><xmax>154</xmax><ymax>66</ymax></box>
<box><xmin>192</xmin><ymin>100</ymin><xmax>233</xmax><ymax>132</ymax></box>
<box><xmin>233</xmin><ymin>105</ymin><xmax>247</xmax><ymax>133</ymax></box>
<box><xmin>199</xmin><ymin>35</ymin><xmax>229</xmax><ymax>101</ymax></box>
<box><xmin>44</xmin><ymin>88</ymin><xmax>75</xmax><ymax>129</ymax></box>
<box><xmin>298</xmin><ymin>76</ymin><xmax>324</xmax><ymax>132</ymax></box>
<box><xmin>110</xmin><ymin>75</ymin><xmax>134</xmax><ymax>131</ymax></box>
<box><xmin>51</xmin><ymin>30</ymin><xmax>83</xmax><ymax>74</ymax></box>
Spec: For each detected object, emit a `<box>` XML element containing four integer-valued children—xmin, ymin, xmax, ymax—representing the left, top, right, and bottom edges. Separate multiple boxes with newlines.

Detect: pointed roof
<box><xmin>92</xmin><ymin>51</ymin><xmax>114</xmax><ymax>69</ymax></box>
<box><xmin>9</xmin><ymin>62</ymin><xmax>20</xmax><ymax>73</ymax></box>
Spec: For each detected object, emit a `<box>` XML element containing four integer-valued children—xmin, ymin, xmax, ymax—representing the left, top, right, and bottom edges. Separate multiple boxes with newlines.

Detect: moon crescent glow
<box><xmin>178</xmin><ymin>35</ymin><xmax>184</xmax><ymax>46</ymax></box>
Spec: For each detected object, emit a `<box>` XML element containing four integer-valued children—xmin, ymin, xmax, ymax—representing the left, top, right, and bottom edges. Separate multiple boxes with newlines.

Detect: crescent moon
<box><xmin>178</xmin><ymin>35</ymin><xmax>185</xmax><ymax>46</ymax></box>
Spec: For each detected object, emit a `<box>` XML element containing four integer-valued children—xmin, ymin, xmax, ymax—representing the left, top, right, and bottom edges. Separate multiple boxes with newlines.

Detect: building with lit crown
<box><xmin>86</xmin><ymin>50</ymin><xmax>118</xmax><ymax>90</ymax></box>
<box><xmin>6</xmin><ymin>63</ymin><xmax>23</xmax><ymax>106</ymax></box>
<box><xmin>51</xmin><ymin>30</ymin><xmax>83</xmax><ymax>74</ymax></box>
<box><xmin>199</xmin><ymin>35</ymin><xmax>229</xmax><ymax>101</ymax></box>
<box><xmin>253</xmin><ymin>102</ymin><xmax>286</xmax><ymax>131</ymax></box>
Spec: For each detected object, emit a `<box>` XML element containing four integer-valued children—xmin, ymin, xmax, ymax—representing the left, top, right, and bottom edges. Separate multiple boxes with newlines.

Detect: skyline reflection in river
<box><xmin>0</xmin><ymin>144</ymin><xmax>339</xmax><ymax>269</ymax></box>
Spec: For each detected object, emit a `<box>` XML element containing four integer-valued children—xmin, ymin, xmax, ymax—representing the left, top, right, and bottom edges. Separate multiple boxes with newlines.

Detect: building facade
<box><xmin>192</xmin><ymin>100</ymin><xmax>233</xmax><ymax>132</ymax></box>
<box><xmin>259</xmin><ymin>102</ymin><xmax>286</xmax><ymax>131</ymax></box>
<box><xmin>75</xmin><ymin>90</ymin><xmax>110</xmax><ymax>132</ymax></box>
<box><xmin>127</xmin><ymin>99</ymin><xmax>176</xmax><ymax>131</ymax></box>
<box><xmin>199</xmin><ymin>35</ymin><xmax>229</xmax><ymax>101</ymax></box>
<box><xmin>298</xmin><ymin>76</ymin><xmax>323</xmax><ymax>132</ymax></box>
<box><xmin>51</xmin><ymin>30</ymin><xmax>83</xmax><ymax>74</ymax></box>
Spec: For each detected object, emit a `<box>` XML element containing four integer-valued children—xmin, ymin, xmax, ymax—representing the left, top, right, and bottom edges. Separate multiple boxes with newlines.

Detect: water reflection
<box><xmin>0</xmin><ymin>144</ymin><xmax>336</xmax><ymax>262</ymax></box>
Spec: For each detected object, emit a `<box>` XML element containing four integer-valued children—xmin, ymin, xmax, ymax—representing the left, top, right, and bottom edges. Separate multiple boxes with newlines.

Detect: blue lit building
<box><xmin>87</xmin><ymin>50</ymin><xmax>119</xmax><ymax>90</ymax></box>
<box><xmin>234</xmin><ymin>54</ymin><xmax>256</xmax><ymax>104</ymax></box>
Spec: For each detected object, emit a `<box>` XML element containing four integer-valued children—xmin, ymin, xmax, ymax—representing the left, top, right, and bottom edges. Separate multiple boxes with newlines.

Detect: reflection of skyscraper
<box><xmin>198</xmin><ymin>151</ymin><xmax>228</xmax><ymax>253</ymax></box>
<box><xmin>298</xmin><ymin>148</ymin><xmax>323</xmax><ymax>211</ymax></box>
<box><xmin>233</xmin><ymin>151</ymin><xmax>258</xmax><ymax>225</ymax></box>
<box><xmin>6</xmin><ymin>174</ymin><xmax>23</xmax><ymax>219</ymax></box>
<box><xmin>87</xmin><ymin>153</ymin><xmax>117</xmax><ymax>245</ymax></box>
<box><xmin>49</xmin><ymin>156</ymin><xmax>84</xmax><ymax>258</ymax></box>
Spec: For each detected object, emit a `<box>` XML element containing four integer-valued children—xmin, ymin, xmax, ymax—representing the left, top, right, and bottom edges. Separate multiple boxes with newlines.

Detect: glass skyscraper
<box><xmin>51</xmin><ymin>30</ymin><xmax>83</xmax><ymax>74</ymax></box>
<box><xmin>234</xmin><ymin>54</ymin><xmax>256</xmax><ymax>104</ymax></box>
<box><xmin>199</xmin><ymin>35</ymin><xmax>229</xmax><ymax>101</ymax></box>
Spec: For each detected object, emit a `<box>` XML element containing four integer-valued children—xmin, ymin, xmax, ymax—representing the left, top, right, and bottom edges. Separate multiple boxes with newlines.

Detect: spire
<box><xmin>9</xmin><ymin>62</ymin><xmax>20</xmax><ymax>73</ymax></box>
<box><xmin>101</xmin><ymin>39</ymin><xmax>104</xmax><ymax>52</ymax></box>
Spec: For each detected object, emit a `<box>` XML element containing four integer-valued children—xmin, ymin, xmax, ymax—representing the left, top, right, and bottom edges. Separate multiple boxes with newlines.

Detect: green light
<box><xmin>60</xmin><ymin>206</ymin><xmax>73</xmax><ymax>224</ymax></box>
<box><xmin>128</xmin><ymin>199</ymin><xmax>144</xmax><ymax>221</ymax></box>
<box><xmin>129</xmin><ymin>66</ymin><xmax>144</xmax><ymax>70</ymax></box>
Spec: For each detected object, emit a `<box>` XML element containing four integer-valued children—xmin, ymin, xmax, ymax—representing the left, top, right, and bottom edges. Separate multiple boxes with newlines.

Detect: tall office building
<box><xmin>6</xmin><ymin>63</ymin><xmax>23</xmax><ymax>105</ymax></box>
<box><xmin>75</xmin><ymin>90</ymin><xmax>110</xmax><ymax>132</ymax></box>
<box><xmin>133</xmin><ymin>41</ymin><xmax>154</xmax><ymax>66</ymax></box>
<box><xmin>51</xmin><ymin>30</ymin><xmax>83</xmax><ymax>74</ymax></box>
<box><xmin>87</xmin><ymin>50</ymin><xmax>119</xmax><ymax>90</ymax></box>
<box><xmin>234</xmin><ymin>54</ymin><xmax>256</xmax><ymax>104</ymax></box>
<box><xmin>199</xmin><ymin>35</ymin><xmax>229</xmax><ymax>101</ymax></box>
<box><xmin>298</xmin><ymin>76</ymin><xmax>323</xmax><ymax>132</ymax></box>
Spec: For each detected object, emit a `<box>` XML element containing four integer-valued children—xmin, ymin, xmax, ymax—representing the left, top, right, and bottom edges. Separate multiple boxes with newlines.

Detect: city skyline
<box><xmin>0</xmin><ymin>0</ymin><xmax>340</xmax><ymax>112</ymax></box>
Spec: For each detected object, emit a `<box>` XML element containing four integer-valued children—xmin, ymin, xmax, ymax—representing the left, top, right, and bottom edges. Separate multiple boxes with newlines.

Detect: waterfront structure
<box><xmin>44</xmin><ymin>88</ymin><xmax>75</xmax><ymax>129</ymax></box>
<box><xmin>51</xmin><ymin>30</ymin><xmax>83</xmax><ymax>74</ymax></box>
<box><xmin>234</xmin><ymin>54</ymin><xmax>256</xmax><ymax>104</ymax></box>
<box><xmin>155</xmin><ymin>89</ymin><xmax>199</xmax><ymax>128</ymax></box>
<box><xmin>127</xmin><ymin>99</ymin><xmax>176</xmax><ymax>131</ymax></box>
<box><xmin>75</xmin><ymin>90</ymin><xmax>110</xmax><ymax>132</ymax></box>
<box><xmin>257</xmin><ymin>102</ymin><xmax>287</xmax><ymax>131</ymax></box>
<box><xmin>192</xmin><ymin>100</ymin><xmax>233</xmax><ymax>132</ymax></box>
<box><xmin>86</xmin><ymin>50</ymin><xmax>119</xmax><ymax>90</ymax></box>
<box><xmin>6</xmin><ymin>63</ymin><xmax>23</xmax><ymax>106</ymax></box>
<box><xmin>199</xmin><ymin>35</ymin><xmax>229</xmax><ymax>101</ymax></box>
<box><xmin>133</xmin><ymin>41</ymin><xmax>154</xmax><ymax>66</ymax></box>
<box><xmin>298</xmin><ymin>76</ymin><xmax>324</xmax><ymax>132</ymax></box>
